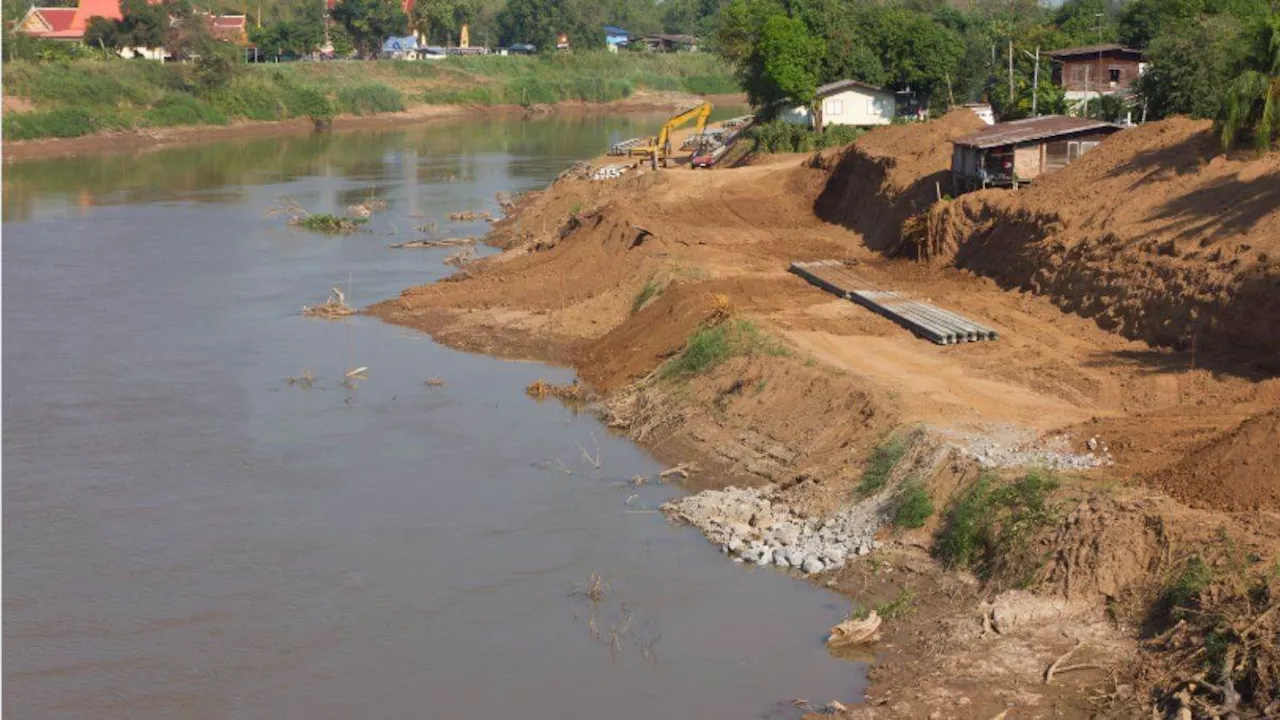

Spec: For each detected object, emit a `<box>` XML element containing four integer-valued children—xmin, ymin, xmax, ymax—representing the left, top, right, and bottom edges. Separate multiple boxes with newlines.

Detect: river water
<box><xmin>3</xmin><ymin>112</ymin><xmax>865</xmax><ymax>719</ymax></box>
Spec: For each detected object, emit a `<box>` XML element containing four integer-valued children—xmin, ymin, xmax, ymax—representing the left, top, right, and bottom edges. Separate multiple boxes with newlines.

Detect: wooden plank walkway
<box><xmin>790</xmin><ymin>260</ymin><xmax>999</xmax><ymax>345</ymax></box>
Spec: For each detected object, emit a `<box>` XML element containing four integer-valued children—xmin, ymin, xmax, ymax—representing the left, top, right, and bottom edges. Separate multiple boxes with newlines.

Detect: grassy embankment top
<box><xmin>2</xmin><ymin>52</ymin><xmax>738</xmax><ymax>141</ymax></box>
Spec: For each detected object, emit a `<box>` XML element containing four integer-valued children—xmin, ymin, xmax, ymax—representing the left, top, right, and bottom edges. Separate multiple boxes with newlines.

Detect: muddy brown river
<box><xmin>3</xmin><ymin>111</ymin><xmax>866</xmax><ymax>718</ymax></box>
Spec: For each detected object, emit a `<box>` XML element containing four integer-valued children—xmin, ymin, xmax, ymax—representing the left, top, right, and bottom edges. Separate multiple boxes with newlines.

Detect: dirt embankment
<box><xmin>811</xmin><ymin>109</ymin><xmax>984</xmax><ymax>253</ymax></box>
<box><xmin>902</xmin><ymin>118</ymin><xmax>1280</xmax><ymax>372</ymax></box>
<box><xmin>373</xmin><ymin>122</ymin><xmax>1280</xmax><ymax>717</ymax></box>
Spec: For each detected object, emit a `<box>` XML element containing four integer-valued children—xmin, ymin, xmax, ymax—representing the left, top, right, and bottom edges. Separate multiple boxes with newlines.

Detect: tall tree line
<box><xmin>713</xmin><ymin>0</ymin><xmax>1278</xmax><ymax>148</ymax></box>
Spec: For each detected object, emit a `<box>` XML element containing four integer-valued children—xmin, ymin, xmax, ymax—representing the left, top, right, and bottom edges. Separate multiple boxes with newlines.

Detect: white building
<box><xmin>779</xmin><ymin>79</ymin><xmax>896</xmax><ymax>129</ymax></box>
<box><xmin>962</xmin><ymin>102</ymin><xmax>995</xmax><ymax>125</ymax></box>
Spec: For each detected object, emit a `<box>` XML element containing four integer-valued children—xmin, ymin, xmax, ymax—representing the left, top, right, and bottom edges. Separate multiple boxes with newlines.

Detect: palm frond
<box><xmin>1220</xmin><ymin>70</ymin><xmax>1271</xmax><ymax>151</ymax></box>
<box><xmin>1258</xmin><ymin>78</ymin><xmax>1280</xmax><ymax>153</ymax></box>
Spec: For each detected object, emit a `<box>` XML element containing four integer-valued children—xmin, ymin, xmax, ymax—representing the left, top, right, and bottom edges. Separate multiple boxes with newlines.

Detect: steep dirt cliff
<box><xmin>898</xmin><ymin>118</ymin><xmax>1280</xmax><ymax>370</ymax></box>
<box><xmin>812</xmin><ymin>109</ymin><xmax>984</xmax><ymax>253</ymax></box>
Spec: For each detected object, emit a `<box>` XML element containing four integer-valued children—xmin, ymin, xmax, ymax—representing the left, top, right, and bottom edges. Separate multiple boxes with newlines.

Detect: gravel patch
<box><xmin>941</xmin><ymin>425</ymin><xmax>1113</xmax><ymax>470</ymax></box>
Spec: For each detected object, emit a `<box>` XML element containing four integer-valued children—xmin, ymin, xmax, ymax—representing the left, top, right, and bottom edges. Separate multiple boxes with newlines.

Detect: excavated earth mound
<box><xmin>904</xmin><ymin>117</ymin><xmax>1280</xmax><ymax>371</ymax></box>
<box><xmin>1152</xmin><ymin>408</ymin><xmax>1280</xmax><ymax>512</ymax></box>
<box><xmin>811</xmin><ymin>109</ymin><xmax>984</xmax><ymax>252</ymax></box>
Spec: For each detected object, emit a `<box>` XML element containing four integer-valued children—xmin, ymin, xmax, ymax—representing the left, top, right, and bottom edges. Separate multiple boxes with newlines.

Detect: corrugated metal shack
<box><xmin>950</xmin><ymin>115</ymin><xmax>1121</xmax><ymax>192</ymax></box>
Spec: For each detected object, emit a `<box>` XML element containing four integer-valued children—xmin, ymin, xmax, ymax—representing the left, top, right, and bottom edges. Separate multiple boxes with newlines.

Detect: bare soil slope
<box><xmin>1153</xmin><ymin>407</ymin><xmax>1280</xmax><ymax>511</ymax></box>
<box><xmin>812</xmin><ymin>109</ymin><xmax>984</xmax><ymax>252</ymax></box>
<box><xmin>909</xmin><ymin>118</ymin><xmax>1280</xmax><ymax>371</ymax></box>
<box><xmin>373</xmin><ymin>121</ymin><xmax>1280</xmax><ymax>717</ymax></box>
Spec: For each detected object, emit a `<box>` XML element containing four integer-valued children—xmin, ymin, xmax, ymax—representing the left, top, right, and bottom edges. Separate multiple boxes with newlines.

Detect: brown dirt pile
<box><xmin>810</xmin><ymin>109</ymin><xmax>984</xmax><ymax>252</ymax></box>
<box><xmin>1152</xmin><ymin>408</ymin><xmax>1280</xmax><ymax>512</ymax></box>
<box><xmin>911</xmin><ymin>117</ymin><xmax>1280</xmax><ymax>369</ymax></box>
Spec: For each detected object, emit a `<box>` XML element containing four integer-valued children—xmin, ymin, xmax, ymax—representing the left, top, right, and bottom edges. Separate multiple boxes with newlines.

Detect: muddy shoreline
<box><xmin>369</xmin><ymin>116</ymin><xmax>1280</xmax><ymax>717</ymax></box>
<box><xmin>2</xmin><ymin>92</ymin><xmax>748</xmax><ymax>162</ymax></box>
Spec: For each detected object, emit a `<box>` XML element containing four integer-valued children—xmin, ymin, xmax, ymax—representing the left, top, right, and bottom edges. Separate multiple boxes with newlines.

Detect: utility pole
<box><xmin>1096</xmin><ymin>12</ymin><xmax>1104</xmax><ymax>117</ymax></box>
<box><xmin>1083</xmin><ymin>65</ymin><xmax>1090</xmax><ymax>117</ymax></box>
<box><xmin>1031</xmin><ymin>45</ymin><xmax>1040</xmax><ymax>116</ymax></box>
<box><xmin>1008</xmin><ymin>39</ymin><xmax>1014</xmax><ymax>107</ymax></box>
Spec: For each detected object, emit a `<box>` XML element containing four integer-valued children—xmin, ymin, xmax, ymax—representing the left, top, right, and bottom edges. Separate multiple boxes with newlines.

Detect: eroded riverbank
<box><xmin>374</xmin><ymin>115</ymin><xmax>1280</xmax><ymax>718</ymax></box>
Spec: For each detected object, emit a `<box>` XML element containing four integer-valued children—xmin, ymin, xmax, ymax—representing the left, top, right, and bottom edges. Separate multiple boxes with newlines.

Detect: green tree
<box><xmin>1220</xmin><ymin>14</ymin><xmax>1280</xmax><ymax>151</ymax></box>
<box><xmin>331</xmin><ymin>0</ymin><xmax>409</xmax><ymax>57</ymax></box>
<box><xmin>988</xmin><ymin>65</ymin><xmax>1067</xmax><ymax>118</ymax></box>
<box><xmin>712</xmin><ymin>0</ymin><xmax>783</xmax><ymax>67</ymax></box>
<box><xmin>747</xmin><ymin>14</ymin><xmax>823</xmax><ymax>106</ymax></box>
<box><xmin>113</xmin><ymin>0</ymin><xmax>167</xmax><ymax>50</ymax></box>
<box><xmin>165</xmin><ymin>0</ymin><xmax>214</xmax><ymax>61</ymax></box>
<box><xmin>1052</xmin><ymin>0</ymin><xmax>1120</xmax><ymax>46</ymax></box>
<box><xmin>194</xmin><ymin>39</ymin><xmax>240</xmax><ymax>92</ymax></box>
<box><xmin>494</xmin><ymin>0</ymin><xmax>604</xmax><ymax>50</ymax></box>
<box><xmin>411</xmin><ymin>0</ymin><xmax>481</xmax><ymax>45</ymax></box>
<box><xmin>1136</xmin><ymin>15</ymin><xmax>1249</xmax><ymax>119</ymax></box>
<box><xmin>1119</xmin><ymin>0</ymin><xmax>1205</xmax><ymax>47</ymax></box>
<box><xmin>790</xmin><ymin>0</ymin><xmax>886</xmax><ymax>86</ymax></box>
<box><xmin>329</xmin><ymin>24</ymin><xmax>357</xmax><ymax>57</ymax></box>
<box><xmin>84</xmin><ymin>16</ymin><xmax>120</xmax><ymax>49</ymax></box>
<box><xmin>856</xmin><ymin>6</ymin><xmax>965</xmax><ymax>99</ymax></box>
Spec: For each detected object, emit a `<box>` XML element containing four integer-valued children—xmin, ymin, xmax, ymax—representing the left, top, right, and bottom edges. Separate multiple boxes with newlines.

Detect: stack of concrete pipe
<box><xmin>609</xmin><ymin>138</ymin><xmax>643</xmax><ymax>156</ymax></box>
<box><xmin>789</xmin><ymin>260</ymin><xmax>999</xmax><ymax>345</ymax></box>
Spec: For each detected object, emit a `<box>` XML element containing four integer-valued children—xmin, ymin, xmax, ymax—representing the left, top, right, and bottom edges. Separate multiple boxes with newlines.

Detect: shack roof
<box><xmin>1045</xmin><ymin>43</ymin><xmax>1142</xmax><ymax>59</ymax></box>
<box><xmin>602</xmin><ymin>25</ymin><xmax>630</xmax><ymax>35</ymax></box>
<box><xmin>951</xmin><ymin>115</ymin><xmax>1119</xmax><ymax>149</ymax></box>
<box><xmin>815</xmin><ymin>79</ymin><xmax>889</xmax><ymax>98</ymax></box>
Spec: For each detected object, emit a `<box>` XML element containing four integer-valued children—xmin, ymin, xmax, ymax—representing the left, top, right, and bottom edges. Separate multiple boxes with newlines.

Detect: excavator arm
<box><xmin>655</xmin><ymin>102</ymin><xmax>712</xmax><ymax>157</ymax></box>
<box><xmin>630</xmin><ymin>102</ymin><xmax>713</xmax><ymax>168</ymax></box>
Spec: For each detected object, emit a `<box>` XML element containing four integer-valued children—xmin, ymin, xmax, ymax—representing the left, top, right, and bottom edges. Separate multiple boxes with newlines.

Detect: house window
<box><xmin>1108</xmin><ymin>67</ymin><xmax>1121</xmax><ymax>83</ymax></box>
<box><xmin>825</xmin><ymin>99</ymin><xmax>843</xmax><ymax>116</ymax></box>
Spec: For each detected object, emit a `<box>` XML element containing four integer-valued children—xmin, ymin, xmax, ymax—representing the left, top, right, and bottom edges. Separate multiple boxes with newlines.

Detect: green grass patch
<box><xmin>661</xmin><ymin>319</ymin><xmax>788</xmax><ymax>379</ymax></box>
<box><xmin>336</xmin><ymin>84</ymin><xmax>405</xmax><ymax>115</ymax></box>
<box><xmin>294</xmin><ymin>214</ymin><xmax>367</xmax><ymax>234</ymax></box>
<box><xmin>746</xmin><ymin>119</ymin><xmax>864</xmax><ymax>154</ymax></box>
<box><xmin>631</xmin><ymin>279</ymin><xmax>664</xmax><ymax>315</ymax></box>
<box><xmin>874</xmin><ymin>588</ymin><xmax>916</xmax><ymax>620</ymax></box>
<box><xmin>140</xmin><ymin>93</ymin><xmax>228</xmax><ymax>127</ymax></box>
<box><xmin>1</xmin><ymin>106</ymin><xmax>123</xmax><ymax>140</ymax></box>
<box><xmin>889</xmin><ymin>478</ymin><xmax>934</xmax><ymax>530</ymax></box>
<box><xmin>934</xmin><ymin>470</ymin><xmax>1060</xmax><ymax>587</ymax></box>
<box><xmin>1154</xmin><ymin>556</ymin><xmax>1214</xmax><ymax>624</ymax></box>
<box><xmin>856</xmin><ymin>436</ymin><xmax>909</xmax><ymax>497</ymax></box>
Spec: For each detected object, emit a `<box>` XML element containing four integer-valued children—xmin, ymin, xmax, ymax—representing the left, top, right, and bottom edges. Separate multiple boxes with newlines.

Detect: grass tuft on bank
<box><xmin>934</xmin><ymin>470</ymin><xmax>1060</xmax><ymax>588</ymax></box>
<box><xmin>856</xmin><ymin>436</ymin><xmax>909</xmax><ymax>497</ymax></box>
<box><xmin>662</xmin><ymin>318</ymin><xmax>788</xmax><ymax>379</ymax></box>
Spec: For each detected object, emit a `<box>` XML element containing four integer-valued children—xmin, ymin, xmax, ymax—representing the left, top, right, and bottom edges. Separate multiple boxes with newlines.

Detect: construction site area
<box><xmin>373</xmin><ymin>107</ymin><xmax>1280</xmax><ymax>718</ymax></box>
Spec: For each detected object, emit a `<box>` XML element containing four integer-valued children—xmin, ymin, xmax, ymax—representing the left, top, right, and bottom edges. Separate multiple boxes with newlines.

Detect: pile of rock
<box><xmin>663</xmin><ymin>485</ymin><xmax>882</xmax><ymax>575</ymax></box>
<box><xmin>591</xmin><ymin>164</ymin><xmax>630</xmax><ymax>181</ymax></box>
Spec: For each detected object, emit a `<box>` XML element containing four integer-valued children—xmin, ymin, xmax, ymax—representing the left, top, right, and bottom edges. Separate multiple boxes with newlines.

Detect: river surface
<box><xmin>3</xmin><ymin>111</ymin><xmax>866</xmax><ymax>719</ymax></box>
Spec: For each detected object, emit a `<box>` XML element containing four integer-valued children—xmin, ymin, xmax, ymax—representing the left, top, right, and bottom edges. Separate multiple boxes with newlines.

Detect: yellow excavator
<box><xmin>629</xmin><ymin>102</ymin><xmax>713</xmax><ymax>169</ymax></box>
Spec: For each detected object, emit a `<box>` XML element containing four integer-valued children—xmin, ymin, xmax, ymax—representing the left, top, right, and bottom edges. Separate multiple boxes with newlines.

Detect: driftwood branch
<box><xmin>1044</xmin><ymin>641</ymin><xmax>1083</xmax><ymax>684</ymax></box>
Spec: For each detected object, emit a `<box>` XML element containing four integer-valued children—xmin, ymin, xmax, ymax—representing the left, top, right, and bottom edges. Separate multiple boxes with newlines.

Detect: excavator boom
<box><xmin>629</xmin><ymin>102</ymin><xmax>713</xmax><ymax>168</ymax></box>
